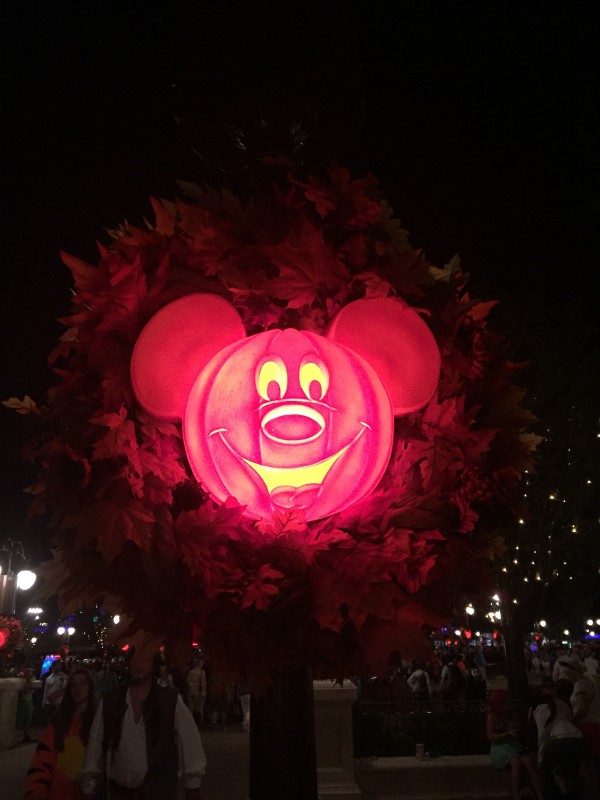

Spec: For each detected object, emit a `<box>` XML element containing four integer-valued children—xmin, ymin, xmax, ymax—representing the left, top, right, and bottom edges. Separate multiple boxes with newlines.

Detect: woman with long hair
<box><xmin>25</xmin><ymin>667</ymin><xmax>97</xmax><ymax>800</ymax></box>
<box><xmin>487</xmin><ymin>689</ymin><xmax>542</xmax><ymax>800</ymax></box>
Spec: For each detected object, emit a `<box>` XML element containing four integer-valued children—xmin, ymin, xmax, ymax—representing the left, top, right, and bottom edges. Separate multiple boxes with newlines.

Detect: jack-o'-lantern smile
<box><xmin>208</xmin><ymin>420</ymin><xmax>370</xmax><ymax>501</ymax></box>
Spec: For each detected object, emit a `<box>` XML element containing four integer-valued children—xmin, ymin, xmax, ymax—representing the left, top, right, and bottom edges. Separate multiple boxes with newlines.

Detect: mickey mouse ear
<box><xmin>131</xmin><ymin>293</ymin><xmax>246</xmax><ymax>421</ymax></box>
<box><xmin>327</xmin><ymin>297</ymin><xmax>440</xmax><ymax>415</ymax></box>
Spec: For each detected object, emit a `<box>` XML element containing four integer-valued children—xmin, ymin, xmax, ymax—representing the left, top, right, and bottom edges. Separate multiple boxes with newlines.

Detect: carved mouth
<box><xmin>208</xmin><ymin>422</ymin><xmax>370</xmax><ymax>495</ymax></box>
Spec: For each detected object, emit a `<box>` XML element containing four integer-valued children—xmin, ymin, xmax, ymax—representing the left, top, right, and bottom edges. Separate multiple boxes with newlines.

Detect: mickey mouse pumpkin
<box><xmin>131</xmin><ymin>293</ymin><xmax>440</xmax><ymax>521</ymax></box>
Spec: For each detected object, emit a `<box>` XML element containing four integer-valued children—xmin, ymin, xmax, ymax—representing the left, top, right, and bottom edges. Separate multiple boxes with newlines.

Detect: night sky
<box><xmin>2</xmin><ymin>2</ymin><xmax>599</xmax><ymax>567</ymax></box>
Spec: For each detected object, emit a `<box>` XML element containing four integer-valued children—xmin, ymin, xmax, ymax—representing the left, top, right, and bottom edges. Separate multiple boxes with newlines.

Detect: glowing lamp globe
<box><xmin>131</xmin><ymin>294</ymin><xmax>440</xmax><ymax>521</ymax></box>
<box><xmin>16</xmin><ymin>570</ymin><xmax>36</xmax><ymax>591</ymax></box>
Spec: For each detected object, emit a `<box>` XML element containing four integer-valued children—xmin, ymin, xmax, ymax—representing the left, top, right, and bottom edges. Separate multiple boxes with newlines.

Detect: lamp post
<box><xmin>57</xmin><ymin>626</ymin><xmax>75</xmax><ymax>648</ymax></box>
<box><xmin>0</xmin><ymin>539</ymin><xmax>37</xmax><ymax>615</ymax></box>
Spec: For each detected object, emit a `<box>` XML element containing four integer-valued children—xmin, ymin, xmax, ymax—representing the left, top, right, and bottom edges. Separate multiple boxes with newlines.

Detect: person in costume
<box><xmin>25</xmin><ymin>667</ymin><xmax>97</xmax><ymax>800</ymax></box>
<box><xmin>81</xmin><ymin>635</ymin><xmax>206</xmax><ymax>800</ymax></box>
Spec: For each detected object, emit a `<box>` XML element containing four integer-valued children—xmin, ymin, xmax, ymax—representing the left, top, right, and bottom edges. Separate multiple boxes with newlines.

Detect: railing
<box><xmin>353</xmin><ymin>698</ymin><xmax>490</xmax><ymax>757</ymax></box>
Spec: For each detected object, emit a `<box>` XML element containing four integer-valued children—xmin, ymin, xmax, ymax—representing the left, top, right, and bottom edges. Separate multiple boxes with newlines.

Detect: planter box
<box><xmin>0</xmin><ymin>678</ymin><xmax>24</xmax><ymax>749</ymax></box>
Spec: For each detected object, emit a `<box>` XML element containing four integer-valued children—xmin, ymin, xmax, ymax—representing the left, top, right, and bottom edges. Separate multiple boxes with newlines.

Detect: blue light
<box><xmin>39</xmin><ymin>654</ymin><xmax>61</xmax><ymax>678</ymax></box>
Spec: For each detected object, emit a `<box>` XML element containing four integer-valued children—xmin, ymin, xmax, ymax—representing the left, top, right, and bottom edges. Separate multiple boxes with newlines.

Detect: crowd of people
<box><xmin>361</xmin><ymin>643</ymin><xmax>497</xmax><ymax>705</ymax></box>
<box><xmin>487</xmin><ymin>646</ymin><xmax>600</xmax><ymax>800</ymax></box>
<box><xmin>8</xmin><ymin>639</ymin><xmax>600</xmax><ymax>799</ymax></box>
<box><xmin>17</xmin><ymin>644</ymin><xmax>252</xmax><ymax>800</ymax></box>
<box><xmin>361</xmin><ymin>641</ymin><xmax>600</xmax><ymax>800</ymax></box>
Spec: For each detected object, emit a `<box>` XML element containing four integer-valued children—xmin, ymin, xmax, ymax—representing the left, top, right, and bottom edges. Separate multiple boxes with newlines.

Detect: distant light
<box><xmin>495</xmin><ymin>611</ymin><xmax>502</xmax><ymax>620</ymax></box>
<box><xmin>454</xmin><ymin>629</ymin><xmax>462</xmax><ymax>637</ymax></box>
<box><xmin>466</xmin><ymin>605</ymin><xmax>475</xmax><ymax>616</ymax></box>
<box><xmin>492</xmin><ymin>594</ymin><xmax>500</xmax><ymax>602</ymax></box>
<box><xmin>113</xmin><ymin>614</ymin><xmax>120</xmax><ymax>625</ymax></box>
<box><xmin>539</xmin><ymin>620</ymin><xmax>547</xmax><ymax>628</ymax></box>
<box><xmin>518</xmin><ymin>518</ymin><xmax>524</xmax><ymax>524</ymax></box>
<box><xmin>30</xmin><ymin>637</ymin><xmax>37</xmax><ymax>644</ymax></box>
<box><xmin>549</xmin><ymin>494</ymin><xmax>556</xmax><ymax>500</ymax></box>
<box><xmin>27</xmin><ymin>607</ymin><xmax>42</xmax><ymax>615</ymax></box>
<box><xmin>67</xmin><ymin>627</ymin><xmax>75</xmax><ymax>636</ymax></box>
<box><xmin>475</xmin><ymin>631</ymin><xmax>481</xmax><ymax>637</ymax></box>
<box><xmin>17</xmin><ymin>570</ymin><xmax>36</xmax><ymax>591</ymax></box>
<box><xmin>57</xmin><ymin>626</ymin><xmax>65</xmax><ymax>635</ymax></box>
<box><xmin>564</xmin><ymin>629</ymin><xmax>570</xmax><ymax>636</ymax></box>
<box><xmin>596</xmin><ymin>619</ymin><xmax>600</xmax><ymax>626</ymax></box>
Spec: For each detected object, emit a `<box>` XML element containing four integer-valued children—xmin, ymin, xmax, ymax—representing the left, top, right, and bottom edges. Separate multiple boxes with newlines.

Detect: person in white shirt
<box><xmin>552</xmin><ymin>649</ymin><xmax>583</xmax><ymax>682</ymax></box>
<box><xmin>406</xmin><ymin>665</ymin><xmax>431</xmax><ymax>701</ymax></box>
<box><xmin>583</xmin><ymin>647</ymin><xmax>599</xmax><ymax>679</ymax></box>
<box><xmin>42</xmin><ymin>659</ymin><xmax>68</xmax><ymax>720</ymax></box>
<box><xmin>533</xmin><ymin>679</ymin><xmax>583</xmax><ymax>798</ymax></box>
<box><xmin>82</xmin><ymin>634</ymin><xmax>206</xmax><ymax>800</ymax></box>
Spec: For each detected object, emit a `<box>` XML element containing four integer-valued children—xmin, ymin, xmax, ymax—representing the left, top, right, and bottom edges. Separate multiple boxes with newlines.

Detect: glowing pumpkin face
<box><xmin>184</xmin><ymin>329</ymin><xmax>393</xmax><ymax>520</ymax></box>
<box><xmin>131</xmin><ymin>294</ymin><xmax>440</xmax><ymax>521</ymax></box>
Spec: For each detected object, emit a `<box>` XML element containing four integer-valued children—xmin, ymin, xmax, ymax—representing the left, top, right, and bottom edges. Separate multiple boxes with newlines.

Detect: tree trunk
<box><xmin>502</xmin><ymin>605</ymin><xmax>530</xmax><ymax>726</ymax></box>
<box><xmin>248</xmin><ymin>666</ymin><xmax>318</xmax><ymax>800</ymax></box>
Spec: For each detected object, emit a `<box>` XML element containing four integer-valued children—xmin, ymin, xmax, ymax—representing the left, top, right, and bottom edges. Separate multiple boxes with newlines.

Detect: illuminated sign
<box><xmin>131</xmin><ymin>294</ymin><xmax>440</xmax><ymax>521</ymax></box>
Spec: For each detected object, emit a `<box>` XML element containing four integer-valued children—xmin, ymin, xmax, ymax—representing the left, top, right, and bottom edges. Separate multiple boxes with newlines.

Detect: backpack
<box><xmin>448</xmin><ymin>663</ymin><xmax>464</xmax><ymax>696</ymax></box>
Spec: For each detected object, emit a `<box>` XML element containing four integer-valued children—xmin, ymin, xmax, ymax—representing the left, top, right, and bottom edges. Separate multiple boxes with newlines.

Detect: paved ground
<box><xmin>0</xmin><ymin>725</ymin><xmax>250</xmax><ymax>800</ymax></box>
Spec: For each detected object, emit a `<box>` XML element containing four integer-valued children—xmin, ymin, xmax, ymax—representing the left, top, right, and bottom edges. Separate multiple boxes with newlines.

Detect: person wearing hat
<box><xmin>552</xmin><ymin>649</ymin><xmax>584</xmax><ymax>683</ymax></box>
<box><xmin>81</xmin><ymin>634</ymin><xmax>206</xmax><ymax>800</ymax></box>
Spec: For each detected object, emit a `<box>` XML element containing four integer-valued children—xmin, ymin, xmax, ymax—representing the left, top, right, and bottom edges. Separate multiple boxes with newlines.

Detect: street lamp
<box><xmin>0</xmin><ymin>539</ymin><xmax>37</xmax><ymax>615</ymax></box>
<box><xmin>57</xmin><ymin>626</ymin><xmax>75</xmax><ymax>647</ymax></box>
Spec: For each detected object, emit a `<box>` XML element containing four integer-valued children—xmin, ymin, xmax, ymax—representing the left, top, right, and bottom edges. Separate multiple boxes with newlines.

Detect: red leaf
<box><xmin>241</xmin><ymin>565</ymin><xmax>285</xmax><ymax>610</ymax></box>
<box><xmin>76</xmin><ymin>498</ymin><xmax>156</xmax><ymax>561</ymax></box>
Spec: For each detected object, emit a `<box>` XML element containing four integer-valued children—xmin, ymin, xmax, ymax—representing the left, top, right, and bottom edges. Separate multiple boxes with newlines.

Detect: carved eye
<box><xmin>256</xmin><ymin>358</ymin><xmax>288</xmax><ymax>401</ymax></box>
<box><xmin>299</xmin><ymin>361</ymin><xmax>329</xmax><ymax>401</ymax></box>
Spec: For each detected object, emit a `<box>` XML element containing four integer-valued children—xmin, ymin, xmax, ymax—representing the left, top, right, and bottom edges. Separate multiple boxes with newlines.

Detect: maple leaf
<box><xmin>2</xmin><ymin>395</ymin><xmax>41</xmax><ymax>415</ymax></box>
<box><xmin>467</xmin><ymin>299</ymin><xmax>499</xmax><ymax>322</ymax></box>
<box><xmin>241</xmin><ymin>565</ymin><xmax>285</xmax><ymax>610</ymax></box>
<box><xmin>256</xmin><ymin>508</ymin><xmax>308</xmax><ymax>537</ymax></box>
<box><xmin>353</xmin><ymin>271</ymin><xmax>395</xmax><ymax>299</ymax></box>
<box><xmin>266</xmin><ymin>222</ymin><xmax>348</xmax><ymax>308</ymax></box>
<box><xmin>289</xmin><ymin>177</ymin><xmax>337</xmax><ymax>218</ymax></box>
<box><xmin>374</xmin><ymin>201</ymin><xmax>411</xmax><ymax>255</ymax></box>
<box><xmin>91</xmin><ymin>406</ymin><xmax>141</xmax><ymax>475</ymax></box>
<box><xmin>76</xmin><ymin>498</ymin><xmax>156</xmax><ymax>561</ymax></box>
<box><xmin>150</xmin><ymin>197</ymin><xmax>176</xmax><ymax>237</ymax></box>
<box><xmin>429</xmin><ymin>254</ymin><xmax>462</xmax><ymax>283</ymax></box>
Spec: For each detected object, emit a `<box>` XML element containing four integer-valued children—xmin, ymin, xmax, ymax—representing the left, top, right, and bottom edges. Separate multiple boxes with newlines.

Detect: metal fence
<box><xmin>353</xmin><ymin>699</ymin><xmax>490</xmax><ymax>757</ymax></box>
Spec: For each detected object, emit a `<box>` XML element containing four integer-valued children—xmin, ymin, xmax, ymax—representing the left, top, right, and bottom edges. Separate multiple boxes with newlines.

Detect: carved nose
<box><xmin>261</xmin><ymin>404</ymin><xmax>325</xmax><ymax>444</ymax></box>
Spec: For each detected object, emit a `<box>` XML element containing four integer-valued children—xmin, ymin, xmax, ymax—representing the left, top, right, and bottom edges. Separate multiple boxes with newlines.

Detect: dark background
<box><xmin>2</xmin><ymin>1</ymin><xmax>599</xmax><ymax>567</ymax></box>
